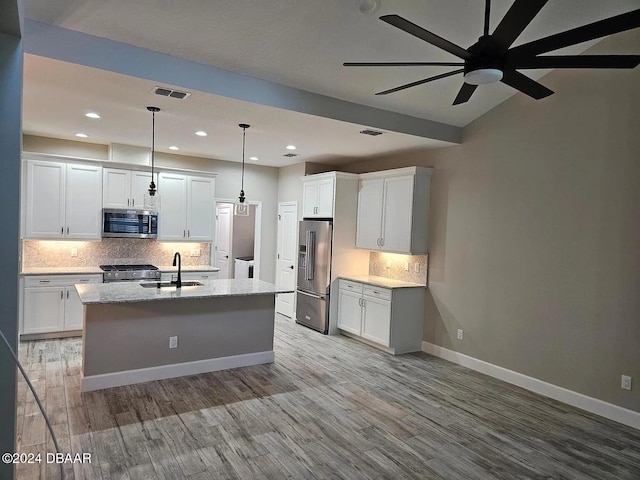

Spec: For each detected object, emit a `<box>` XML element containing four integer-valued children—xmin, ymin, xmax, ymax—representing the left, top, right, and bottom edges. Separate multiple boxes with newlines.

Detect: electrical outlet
<box><xmin>404</xmin><ymin>262</ymin><xmax>409</xmax><ymax>271</ymax></box>
<box><xmin>190</xmin><ymin>249</ymin><xmax>201</xmax><ymax>257</ymax></box>
<box><xmin>169</xmin><ymin>336</ymin><xmax>178</xmax><ymax>349</ymax></box>
<box><xmin>414</xmin><ymin>263</ymin><xmax>420</xmax><ymax>273</ymax></box>
<box><xmin>71</xmin><ymin>248</ymin><xmax>78</xmax><ymax>257</ymax></box>
<box><xmin>457</xmin><ymin>329</ymin><xmax>463</xmax><ymax>340</ymax></box>
<box><xmin>621</xmin><ymin>375</ymin><xmax>632</xmax><ymax>391</ymax></box>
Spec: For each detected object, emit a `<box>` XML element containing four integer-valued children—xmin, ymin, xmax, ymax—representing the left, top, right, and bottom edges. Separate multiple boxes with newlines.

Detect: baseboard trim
<box><xmin>81</xmin><ymin>350</ymin><xmax>275</xmax><ymax>392</ymax></box>
<box><xmin>422</xmin><ymin>341</ymin><xmax>640</xmax><ymax>431</ymax></box>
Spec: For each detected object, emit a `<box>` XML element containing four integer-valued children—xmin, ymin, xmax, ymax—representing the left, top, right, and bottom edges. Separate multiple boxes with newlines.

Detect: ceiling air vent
<box><xmin>283</xmin><ymin>153</ymin><xmax>299</xmax><ymax>157</ymax></box>
<box><xmin>360</xmin><ymin>129</ymin><xmax>383</xmax><ymax>136</ymax></box>
<box><xmin>153</xmin><ymin>86</ymin><xmax>191</xmax><ymax>100</ymax></box>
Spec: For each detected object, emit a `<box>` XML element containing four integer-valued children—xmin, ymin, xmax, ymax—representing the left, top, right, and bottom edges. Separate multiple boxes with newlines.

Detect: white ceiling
<box><xmin>23</xmin><ymin>0</ymin><xmax>640</xmax><ymax>167</ymax></box>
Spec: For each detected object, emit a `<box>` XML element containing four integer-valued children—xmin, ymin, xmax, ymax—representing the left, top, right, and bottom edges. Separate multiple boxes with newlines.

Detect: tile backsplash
<box><xmin>369</xmin><ymin>251</ymin><xmax>428</xmax><ymax>285</ymax></box>
<box><xmin>22</xmin><ymin>239</ymin><xmax>211</xmax><ymax>268</ymax></box>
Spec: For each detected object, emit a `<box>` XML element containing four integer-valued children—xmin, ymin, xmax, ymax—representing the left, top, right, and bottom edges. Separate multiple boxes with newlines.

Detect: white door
<box><xmin>103</xmin><ymin>168</ymin><xmax>131</xmax><ymax>208</ymax></box>
<box><xmin>356</xmin><ymin>178</ymin><xmax>384</xmax><ymax>250</ymax></box>
<box><xmin>64</xmin><ymin>287</ymin><xmax>84</xmax><ymax>331</ymax></box>
<box><xmin>337</xmin><ymin>288</ymin><xmax>362</xmax><ymax>335</ymax></box>
<box><xmin>302</xmin><ymin>181</ymin><xmax>318</xmax><ymax>217</ymax></box>
<box><xmin>214</xmin><ymin>203</ymin><xmax>233</xmax><ymax>279</ymax></box>
<box><xmin>131</xmin><ymin>171</ymin><xmax>154</xmax><ymax>209</ymax></box>
<box><xmin>381</xmin><ymin>175</ymin><xmax>414</xmax><ymax>253</ymax></box>
<box><xmin>275</xmin><ymin>203</ymin><xmax>298</xmax><ymax>318</ymax></box>
<box><xmin>187</xmin><ymin>176</ymin><xmax>215</xmax><ymax>240</ymax></box>
<box><xmin>316</xmin><ymin>178</ymin><xmax>335</xmax><ymax>217</ymax></box>
<box><xmin>65</xmin><ymin>163</ymin><xmax>103</xmax><ymax>240</ymax></box>
<box><xmin>23</xmin><ymin>288</ymin><xmax>65</xmax><ymax>335</ymax></box>
<box><xmin>158</xmin><ymin>172</ymin><xmax>187</xmax><ymax>240</ymax></box>
<box><xmin>25</xmin><ymin>160</ymin><xmax>66</xmax><ymax>239</ymax></box>
<box><xmin>362</xmin><ymin>295</ymin><xmax>392</xmax><ymax>346</ymax></box>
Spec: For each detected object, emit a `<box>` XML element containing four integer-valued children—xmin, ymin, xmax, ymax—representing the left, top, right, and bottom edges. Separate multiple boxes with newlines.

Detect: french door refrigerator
<box><xmin>296</xmin><ymin>220</ymin><xmax>332</xmax><ymax>334</ymax></box>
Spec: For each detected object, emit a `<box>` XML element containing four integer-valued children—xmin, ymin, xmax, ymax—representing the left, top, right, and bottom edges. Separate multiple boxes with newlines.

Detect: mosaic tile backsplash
<box><xmin>22</xmin><ymin>239</ymin><xmax>211</xmax><ymax>268</ymax></box>
<box><xmin>368</xmin><ymin>251</ymin><xmax>428</xmax><ymax>285</ymax></box>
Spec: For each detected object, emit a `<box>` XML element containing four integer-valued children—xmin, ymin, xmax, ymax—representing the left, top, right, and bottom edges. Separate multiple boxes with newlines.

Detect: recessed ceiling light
<box><xmin>195</xmin><ymin>131</ymin><xmax>208</xmax><ymax>137</ymax></box>
<box><xmin>75</xmin><ymin>133</ymin><xmax>88</xmax><ymax>138</ymax></box>
<box><xmin>249</xmin><ymin>156</ymin><xmax>258</xmax><ymax>161</ymax></box>
<box><xmin>286</xmin><ymin>145</ymin><xmax>296</xmax><ymax>150</ymax></box>
<box><xmin>85</xmin><ymin>112</ymin><xmax>101</xmax><ymax>119</ymax></box>
<box><xmin>169</xmin><ymin>146</ymin><xmax>179</xmax><ymax>151</ymax></box>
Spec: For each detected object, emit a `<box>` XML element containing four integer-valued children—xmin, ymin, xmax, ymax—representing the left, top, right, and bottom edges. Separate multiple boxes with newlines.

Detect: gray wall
<box><xmin>0</xmin><ymin>2</ymin><xmax>23</xmax><ymax>477</ymax></box>
<box><xmin>344</xmin><ymin>30</ymin><xmax>640</xmax><ymax>413</ymax></box>
<box><xmin>22</xmin><ymin>135</ymin><xmax>280</xmax><ymax>283</ymax></box>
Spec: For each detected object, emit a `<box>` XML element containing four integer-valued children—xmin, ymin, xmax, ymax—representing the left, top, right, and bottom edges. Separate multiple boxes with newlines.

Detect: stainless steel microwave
<box><xmin>101</xmin><ymin>208</ymin><xmax>158</xmax><ymax>239</ymax></box>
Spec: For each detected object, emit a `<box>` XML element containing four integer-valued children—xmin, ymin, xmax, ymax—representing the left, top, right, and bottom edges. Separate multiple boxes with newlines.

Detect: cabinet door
<box><xmin>186</xmin><ymin>176</ymin><xmax>214</xmax><ymax>240</ymax></box>
<box><xmin>64</xmin><ymin>287</ymin><xmax>84</xmax><ymax>331</ymax></box>
<box><xmin>158</xmin><ymin>173</ymin><xmax>187</xmax><ymax>240</ymax></box>
<box><xmin>65</xmin><ymin>163</ymin><xmax>103</xmax><ymax>239</ymax></box>
<box><xmin>356</xmin><ymin>178</ymin><xmax>384</xmax><ymax>250</ymax></box>
<box><xmin>25</xmin><ymin>161</ymin><xmax>66</xmax><ymax>239</ymax></box>
<box><xmin>302</xmin><ymin>181</ymin><xmax>318</xmax><ymax>217</ymax></box>
<box><xmin>337</xmin><ymin>288</ymin><xmax>363</xmax><ymax>335</ymax></box>
<box><xmin>131</xmin><ymin>171</ymin><xmax>155</xmax><ymax>209</ymax></box>
<box><xmin>103</xmin><ymin>168</ymin><xmax>131</xmax><ymax>208</ymax></box>
<box><xmin>23</xmin><ymin>288</ymin><xmax>65</xmax><ymax>334</ymax></box>
<box><xmin>381</xmin><ymin>175</ymin><xmax>414</xmax><ymax>253</ymax></box>
<box><xmin>362</xmin><ymin>295</ymin><xmax>391</xmax><ymax>346</ymax></box>
<box><xmin>316</xmin><ymin>178</ymin><xmax>335</xmax><ymax>217</ymax></box>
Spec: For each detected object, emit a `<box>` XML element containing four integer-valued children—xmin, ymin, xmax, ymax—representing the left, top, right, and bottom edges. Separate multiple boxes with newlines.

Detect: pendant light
<box><xmin>144</xmin><ymin>106</ymin><xmax>161</xmax><ymax>210</ymax></box>
<box><xmin>235</xmin><ymin>123</ymin><xmax>250</xmax><ymax>216</ymax></box>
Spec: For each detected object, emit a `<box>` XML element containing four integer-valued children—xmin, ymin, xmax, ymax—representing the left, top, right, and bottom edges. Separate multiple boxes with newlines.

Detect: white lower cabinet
<box><xmin>22</xmin><ymin>274</ymin><xmax>102</xmax><ymax>336</ymax></box>
<box><xmin>336</xmin><ymin>279</ymin><xmax>425</xmax><ymax>354</ymax></box>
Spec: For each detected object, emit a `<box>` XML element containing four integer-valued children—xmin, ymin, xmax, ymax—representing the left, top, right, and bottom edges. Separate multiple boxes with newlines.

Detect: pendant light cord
<box><xmin>241</xmin><ymin>126</ymin><xmax>246</xmax><ymax>192</ymax></box>
<box><xmin>151</xmin><ymin>109</ymin><xmax>155</xmax><ymax>179</ymax></box>
<box><xmin>484</xmin><ymin>0</ymin><xmax>491</xmax><ymax>36</ymax></box>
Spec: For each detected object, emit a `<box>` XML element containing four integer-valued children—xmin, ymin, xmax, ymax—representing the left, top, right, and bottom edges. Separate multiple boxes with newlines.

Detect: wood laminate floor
<box><xmin>15</xmin><ymin>316</ymin><xmax>640</xmax><ymax>480</ymax></box>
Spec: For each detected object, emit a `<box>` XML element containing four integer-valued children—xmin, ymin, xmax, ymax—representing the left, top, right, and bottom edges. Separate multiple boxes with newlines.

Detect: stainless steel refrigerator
<box><xmin>296</xmin><ymin>220</ymin><xmax>332</xmax><ymax>334</ymax></box>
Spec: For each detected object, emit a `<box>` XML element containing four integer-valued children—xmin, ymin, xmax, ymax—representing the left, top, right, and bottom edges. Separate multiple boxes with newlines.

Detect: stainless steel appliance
<box><xmin>102</xmin><ymin>208</ymin><xmax>158</xmax><ymax>239</ymax></box>
<box><xmin>296</xmin><ymin>220</ymin><xmax>332</xmax><ymax>334</ymax></box>
<box><xmin>100</xmin><ymin>264</ymin><xmax>161</xmax><ymax>283</ymax></box>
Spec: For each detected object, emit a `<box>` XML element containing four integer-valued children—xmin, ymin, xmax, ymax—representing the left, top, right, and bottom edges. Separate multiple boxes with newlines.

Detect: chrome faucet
<box><xmin>172</xmin><ymin>252</ymin><xmax>182</xmax><ymax>288</ymax></box>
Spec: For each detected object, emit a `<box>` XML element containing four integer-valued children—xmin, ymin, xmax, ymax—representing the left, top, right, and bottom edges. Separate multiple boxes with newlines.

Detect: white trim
<box><xmin>422</xmin><ymin>341</ymin><xmax>640</xmax><ymax>431</ymax></box>
<box><xmin>81</xmin><ymin>350</ymin><xmax>274</xmax><ymax>392</ymax></box>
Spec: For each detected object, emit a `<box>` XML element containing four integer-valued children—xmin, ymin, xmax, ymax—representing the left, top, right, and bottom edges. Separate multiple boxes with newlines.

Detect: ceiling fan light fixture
<box><xmin>463</xmin><ymin>68</ymin><xmax>503</xmax><ymax>85</ymax></box>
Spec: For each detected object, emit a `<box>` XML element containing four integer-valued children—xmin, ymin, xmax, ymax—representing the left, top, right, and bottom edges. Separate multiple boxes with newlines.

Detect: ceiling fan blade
<box><xmin>509</xmin><ymin>9</ymin><xmax>640</xmax><ymax>58</ymax></box>
<box><xmin>491</xmin><ymin>0</ymin><xmax>548</xmax><ymax>50</ymax></box>
<box><xmin>500</xmin><ymin>70</ymin><xmax>554</xmax><ymax>99</ymax></box>
<box><xmin>380</xmin><ymin>15</ymin><xmax>473</xmax><ymax>60</ymax></box>
<box><xmin>375</xmin><ymin>69</ymin><xmax>464</xmax><ymax>95</ymax></box>
<box><xmin>452</xmin><ymin>83</ymin><xmax>478</xmax><ymax>105</ymax></box>
<box><xmin>343</xmin><ymin>62</ymin><xmax>464</xmax><ymax>67</ymax></box>
<box><xmin>507</xmin><ymin>55</ymin><xmax>640</xmax><ymax>69</ymax></box>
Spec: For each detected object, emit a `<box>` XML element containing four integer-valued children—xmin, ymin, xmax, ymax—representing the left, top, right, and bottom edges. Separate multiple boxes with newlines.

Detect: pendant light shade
<box><xmin>144</xmin><ymin>106</ymin><xmax>161</xmax><ymax>210</ymax></box>
<box><xmin>235</xmin><ymin>123</ymin><xmax>250</xmax><ymax>216</ymax></box>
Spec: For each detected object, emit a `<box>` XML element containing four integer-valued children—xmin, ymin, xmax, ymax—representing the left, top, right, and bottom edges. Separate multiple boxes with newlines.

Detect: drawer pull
<box><xmin>79</xmin><ymin>279</ymin><xmax>90</xmax><ymax>282</ymax></box>
<box><xmin>39</xmin><ymin>280</ymin><xmax>51</xmax><ymax>284</ymax></box>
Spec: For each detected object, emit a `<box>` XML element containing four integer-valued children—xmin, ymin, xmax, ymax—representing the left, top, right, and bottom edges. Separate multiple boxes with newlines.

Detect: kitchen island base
<box><xmin>81</xmin><ymin>294</ymin><xmax>276</xmax><ymax>392</ymax></box>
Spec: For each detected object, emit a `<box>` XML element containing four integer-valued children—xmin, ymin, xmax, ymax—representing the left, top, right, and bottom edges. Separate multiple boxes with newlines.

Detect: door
<box><xmin>64</xmin><ymin>287</ymin><xmax>85</xmax><ymax>331</ymax></box>
<box><xmin>187</xmin><ymin>176</ymin><xmax>215</xmax><ymax>240</ymax></box>
<box><xmin>316</xmin><ymin>178</ymin><xmax>335</xmax><ymax>217</ymax></box>
<box><xmin>275</xmin><ymin>202</ymin><xmax>298</xmax><ymax>318</ymax></box>
<box><xmin>297</xmin><ymin>220</ymin><xmax>332</xmax><ymax>295</ymax></box>
<box><xmin>65</xmin><ymin>163</ymin><xmax>102</xmax><ymax>239</ymax></box>
<box><xmin>103</xmin><ymin>168</ymin><xmax>131</xmax><ymax>208</ymax></box>
<box><xmin>25</xmin><ymin>160</ymin><xmax>66</xmax><ymax>239</ymax></box>
<box><xmin>158</xmin><ymin>172</ymin><xmax>187</xmax><ymax>240</ymax></box>
<box><xmin>356</xmin><ymin>178</ymin><xmax>384</xmax><ymax>250</ymax></box>
<box><xmin>302</xmin><ymin>181</ymin><xmax>318</xmax><ymax>217</ymax></box>
<box><xmin>337</xmin><ymin>288</ymin><xmax>362</xmax><ymax>336</ymax></box>
<box><xmin>381</xmin><ymin>175</ymin><xmax>414</xmax><ymax>253</ymax></box>
<box><xmin>23</xmin><ymin>287</ymin><xmax>65</xmax><ymax>335</ymax></box>
<box><xmin>214</xmin><ymin>203</ymin><xmax>233</xmax><ymax>279</ymax></box>
<box><xmin>362</xmin><ymin>295</ymin><xmax>391</xmax><ymax>346</ymax></box>
<box><xmin>131</xmin><ymin>171</ymin><xmax>154</xmax><ymax>209</ymax></box>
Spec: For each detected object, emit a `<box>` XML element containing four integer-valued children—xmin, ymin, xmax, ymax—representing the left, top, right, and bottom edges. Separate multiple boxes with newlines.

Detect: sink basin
<box><xmin>140</xmin><ymin>281</ymin><xmax>204</xmax><ymax>288</ymax></box>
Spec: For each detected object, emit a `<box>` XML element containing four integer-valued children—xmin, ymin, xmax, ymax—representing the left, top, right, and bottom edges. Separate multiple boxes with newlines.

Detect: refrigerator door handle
<box><xmin>297</xmin><ymin>290</ymin><xmax>323</xmax><ymax>300</ymax></box>
<box><xmin>305</xmin><ymin>230</ymin><xmax>315</xmax><ymax>281</ymax></box>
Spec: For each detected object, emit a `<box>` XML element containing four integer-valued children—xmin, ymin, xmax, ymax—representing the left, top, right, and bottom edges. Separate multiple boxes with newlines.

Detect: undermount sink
<box><xmin>140</xmin><ymin>281</ymin><xmax>204</xmax><ymax>288</ymax></box>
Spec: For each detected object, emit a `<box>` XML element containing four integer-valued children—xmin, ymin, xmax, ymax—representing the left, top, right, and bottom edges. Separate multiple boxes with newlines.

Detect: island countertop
<box><xmin>76</xmin><ymin>278</ymin><xmax>293</xmax><ymax>305</ymax></box>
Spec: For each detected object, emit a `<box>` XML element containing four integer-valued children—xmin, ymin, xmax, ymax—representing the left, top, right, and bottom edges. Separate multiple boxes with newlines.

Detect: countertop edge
<box><xmin>337</xmin><ymin>275</ymin><xmax>426</xmax><ymax>289</ymax></box>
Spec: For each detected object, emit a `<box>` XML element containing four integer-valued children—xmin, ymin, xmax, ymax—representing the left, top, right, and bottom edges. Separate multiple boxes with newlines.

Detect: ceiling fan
<box><xmin>344</xmin><ymin>0</ymin><xmax>640</xmax><ymax>105</ymax></box>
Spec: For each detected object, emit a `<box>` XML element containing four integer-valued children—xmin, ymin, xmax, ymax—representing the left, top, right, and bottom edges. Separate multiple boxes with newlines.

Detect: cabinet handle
<box><xmin>67</xmin><ymin>227</ymin><xmax>69</xmax><ymax>235</ymax></box>
<box><xmin>188</xmin><ymin>230</ymin><xmax>190</xmax><ymax>238</ymax></box>
<box><xmin>79</xmin><ymin>279</ymin><xmax>90</xmax><ymax>282</ymax></box>
<box><xmin>373</xmin><ymin>290</ymin><xmax>380</xmax><ymax>294</ymax></box>
<box><xmin>60</xmin><ymin>291</ymin><xmax>64</xmax><ymax>300</ymax></box>
<box><xmin>66</xmin><ymin>290</ymin><xmax>69</xmax><ymax>299</ymax></box>
<box><xmin>380</xmin><ymin>238</ymin><xmax>384</xmax><ymax>246</ymax></box>
<box><xmin>127</xmin><ymin>198</ymin><xmax>130</xmax><ymax>206</ymax></box>
<box><xmin>131</xmin><ymin>199</ymin><xmax>135</xmax><ymax>206</ymax></box>
<box><xmin>183</xmin><ymin>230</ymin><xmax>186</xmax><ymax>237</ymax></box>
<box><xmin>39</xmin><ymin>280</ymin><xmax>50</xmax><ymax>284</ymax></box>
<box><xmin>61</xmin><ymin>227</ymin><xmax>64</xmax><ymax>234</ymax></box>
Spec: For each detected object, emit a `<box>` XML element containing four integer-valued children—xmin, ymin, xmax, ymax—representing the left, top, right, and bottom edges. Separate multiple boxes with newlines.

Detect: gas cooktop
<box><xmin>100</xmin><ymin>264</ymin><xmax>161</xmax><ymax>282</ymax></box>
<box><xmin>99</xmin><ymin>264</ymin><xmax>159</xmax><ymax>271</ymax></box>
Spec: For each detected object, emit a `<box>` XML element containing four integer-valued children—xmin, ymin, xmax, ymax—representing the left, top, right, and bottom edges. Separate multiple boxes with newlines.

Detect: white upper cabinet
<box><xmin>302</xmin><ymin>174</ymin><xmax>335</xmax><ymax>218</ymax></box>
<box><xmin>356</xmin><ymin>167</ymin><xmax>433</xmax><ymax>254</ymax></box>
<box><xmin>103</xmin><ymin>168</ymin><xmax>155</xmax><ymax>209</ymax></box>
<box><xmin>25</xmin><ymin>160</ymin><xmax>102</xmax><ymax>240</ymax></box>
<box><xmin>158</xmin><ymin>172</ymin><xmax>214</xmax><ymax>241</ymax></box>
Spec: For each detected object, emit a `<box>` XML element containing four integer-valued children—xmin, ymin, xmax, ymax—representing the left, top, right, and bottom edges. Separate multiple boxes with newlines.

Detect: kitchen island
<box><xmin>75</xmin><ymin>279</ymin><xmax>293</xmax><ymax>392</ymax></box>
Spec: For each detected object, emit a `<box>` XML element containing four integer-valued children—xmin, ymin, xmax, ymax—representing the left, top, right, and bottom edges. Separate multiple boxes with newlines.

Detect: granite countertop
<box><xmin>21</xmin><ymin>267</ymin><xmax>104</xmax><ymax>276</ymax></box>
<box><xmin>76</xmin><ymin>279</ymin><xmax>293</xmax><ymax>305</ymax></box>
<box><xmin>157</xmin><ymin>265</ymin><xmax>220</xmax><ymax>273</ymax></box>
<box><xmin>338</xmin><ymin>275</ymin><xmax>426</xmax><ymax>289</ymax></box>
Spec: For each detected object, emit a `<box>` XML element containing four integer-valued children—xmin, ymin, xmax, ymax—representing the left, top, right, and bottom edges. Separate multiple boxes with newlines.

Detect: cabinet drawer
<box><xmin>363</xmin><ymin>286</ymin><xmax>392</xmax><ymax>301</ymax></box>
<box><xmin>24</xmin><ymin>275</ymin><xmax>101</xmax><ymax>288</ymax></box>
<box><xmin>339</xmin><ymin>280</ymin><xmax>363</xmax><ymax>294</ymax></box>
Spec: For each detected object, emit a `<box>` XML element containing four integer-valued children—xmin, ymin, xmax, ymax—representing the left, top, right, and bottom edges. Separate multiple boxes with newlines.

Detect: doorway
<box><xmin>213</xmin><ymin>201</ymin><xmax>261</xmax><ymax>279</ymax></box>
